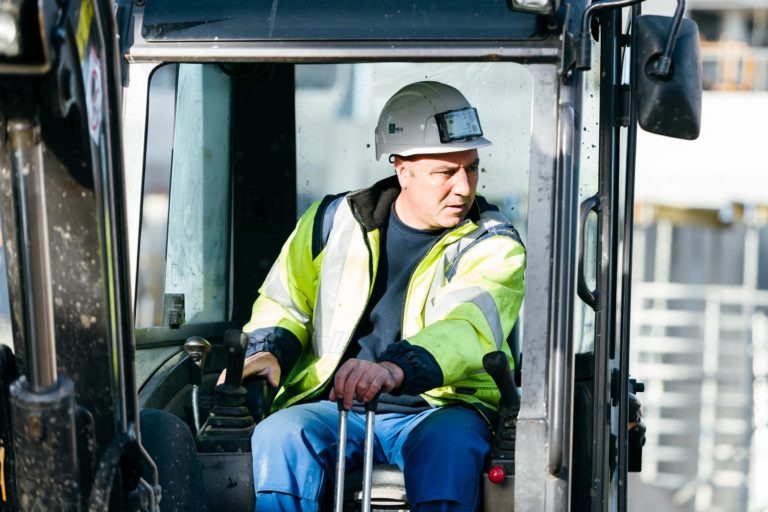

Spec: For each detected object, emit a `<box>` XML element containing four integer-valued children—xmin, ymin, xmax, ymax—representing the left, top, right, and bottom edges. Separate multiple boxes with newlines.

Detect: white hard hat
<box><xmin>374</xmin><ymin>81</ymin><xmax>492</xmax><ymax>161</ymax></box>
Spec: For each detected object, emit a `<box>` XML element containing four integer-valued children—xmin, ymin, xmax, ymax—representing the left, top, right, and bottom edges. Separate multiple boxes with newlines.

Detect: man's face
<box><xmin>394</xmin><ymin>149</ymin><xmax>480</xmax><ymax>230</ymax></box>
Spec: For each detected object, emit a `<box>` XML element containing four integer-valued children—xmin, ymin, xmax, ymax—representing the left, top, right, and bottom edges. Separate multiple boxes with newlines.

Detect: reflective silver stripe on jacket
<box><xmin>262</xmin><ymin>260</ymin><xmax>310</xmax><ymax>325</ymax></box>
<box><xmin>313</xmin><ymin>199</ymin><xmax>370</xmax><ymax>357</ymax></box>
<box><xmin>425</xmin><ymin>286</ymin><xmax>505</xmax><ymax>350</ymax></box>
<box><xmin>424</xmin><ymin>211</ymin><xmax>506</xmax><ymax>344</ymax></box>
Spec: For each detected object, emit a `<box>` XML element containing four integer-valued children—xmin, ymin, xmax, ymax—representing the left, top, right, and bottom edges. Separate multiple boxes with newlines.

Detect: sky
<box><xmin>636</xmin><ymin>92</ymin><xmax>768</xmax><ymax>209</ymax></box>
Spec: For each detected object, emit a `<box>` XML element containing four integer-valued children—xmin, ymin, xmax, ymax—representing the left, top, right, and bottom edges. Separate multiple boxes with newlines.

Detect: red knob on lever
<box><xmin>488</xmin><ymin>465</ymin><xmax>506</xmax><ymax>484</ymax></box>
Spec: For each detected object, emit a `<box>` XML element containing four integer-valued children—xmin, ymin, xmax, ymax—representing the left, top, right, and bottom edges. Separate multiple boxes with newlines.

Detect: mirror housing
<box><xmin>633</xmin><ymin>15</ymin><xmax>703</xmax><ymax>140</ymax></box>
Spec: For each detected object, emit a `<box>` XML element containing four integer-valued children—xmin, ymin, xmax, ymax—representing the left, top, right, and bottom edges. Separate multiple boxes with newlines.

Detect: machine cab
<box><xmin>0</xmin><ymin>0</ymin><xmax>702</xmax><ymax>510</ymax></box>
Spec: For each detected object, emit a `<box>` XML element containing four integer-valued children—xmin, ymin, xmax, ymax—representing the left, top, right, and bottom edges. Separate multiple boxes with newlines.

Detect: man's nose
<box><xmin>451</xmin><ymin>168</ymin><xmax>473</xmax><ymax>196</ymax></box>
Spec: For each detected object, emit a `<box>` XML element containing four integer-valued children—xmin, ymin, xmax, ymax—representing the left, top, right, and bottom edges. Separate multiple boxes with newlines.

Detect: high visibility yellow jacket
<box><xmin>244</xmin><ymin>176</ymin><xmax>525</xmax><ymax>418</ymax></box>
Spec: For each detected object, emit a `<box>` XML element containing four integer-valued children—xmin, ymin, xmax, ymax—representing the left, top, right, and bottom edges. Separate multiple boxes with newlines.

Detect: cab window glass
<box><xmin>295</xmin><ymin>62</ymin><xmax>533</xmax><ymax>236</ymax></box>
<box><xmin>135</xmin><ymin>62</ymin><xmax>532</xmax><ymax>340</ymax></box>
<box><xmin>295</xmin><ymin>63</ymin><xmax>533</xmax><ymax>355</ymax></box>
<box><xmin>574</xmin><ymin>42</ymin><xmax>602</xmax><ymax>355</ymax></box>
<box><xmin>136</xmin><ymin>63</ymin><xmax>232</xmax><ymax>330</ymax></box>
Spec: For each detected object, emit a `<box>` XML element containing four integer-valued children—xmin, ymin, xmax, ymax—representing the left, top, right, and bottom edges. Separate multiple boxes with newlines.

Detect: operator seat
<box><xmin>336</xmin><ymin>465</ymin><xmax>408</xmax><ymax>510</ymax></box>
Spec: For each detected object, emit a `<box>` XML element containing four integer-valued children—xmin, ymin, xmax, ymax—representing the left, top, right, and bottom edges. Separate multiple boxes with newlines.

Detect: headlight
<box><xmin>508</xmin><ymin>0</ymin><xmax>560</xmax><ymax>15</ymax></box>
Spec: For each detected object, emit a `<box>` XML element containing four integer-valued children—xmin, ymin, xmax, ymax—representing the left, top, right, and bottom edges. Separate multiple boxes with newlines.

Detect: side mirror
<box><xmin>633</xmin><ymin>15</ymin><xmax>703</xmax><ymax>140</ymax></box>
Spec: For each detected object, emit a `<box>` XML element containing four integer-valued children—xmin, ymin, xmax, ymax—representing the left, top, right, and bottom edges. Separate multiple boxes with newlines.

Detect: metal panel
<box><xmin>122</xmin><ymin>61</ymin><xmax>161</xmax><ymax>303</ymax></box>
<box><xmin>127</xmin><ymin>6</ymin><xmax>560</xmax><ymax>64</ymax></box>
<box><xmin>127</xmin><ymin>40</ymin><xmax>562</xmax><ymax>63</ymax></box>
<box><xmin>199</xmin><ymin>452</ymin><xmax>255</xmax><ymax>511</ymax></box>
<box><xmin>514</xmin><ymin>63</ymin><xmax>564</xmax><ymax>512</ymax></box>
<box><xmin>588</xmin><ymin>9</ymin><xmax>623</xmax><ymax>512</ymax></box>
<box><xmin>141</xmin><ymin>0</ymin><xmax>543</xmax><ymax>42</ymax></box>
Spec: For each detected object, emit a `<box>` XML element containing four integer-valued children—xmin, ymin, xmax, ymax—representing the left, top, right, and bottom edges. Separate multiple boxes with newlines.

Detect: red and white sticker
<box><xmin>85</xmin><ymin>46</ymin><xmax>103</xmax><ymax>144</ymax></box>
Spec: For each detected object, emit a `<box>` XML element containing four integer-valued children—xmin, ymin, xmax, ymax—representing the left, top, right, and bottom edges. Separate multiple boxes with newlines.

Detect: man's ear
<box><xmin>393</xmin><ymin>156</ymin><xmax>409</xmax><ymax>188</ymax></box>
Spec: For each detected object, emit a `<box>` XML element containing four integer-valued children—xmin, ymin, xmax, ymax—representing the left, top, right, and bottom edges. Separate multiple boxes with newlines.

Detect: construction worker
<box><xmin>226</xmin><ymin>81</ymin><xmax>526</xmax><ymax>511</ymax></box>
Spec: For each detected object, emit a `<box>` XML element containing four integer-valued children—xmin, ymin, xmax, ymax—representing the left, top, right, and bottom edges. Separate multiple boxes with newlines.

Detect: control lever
<box><xmin>333</xmin><ymin>395</ymin><xmax>380</xmax><ymax>512</ymax></box>
<box><xmin>361</xmin><ymin>395</ymin><xmax>380</xmax><ymax>512</ymax></box>
<box><xmin>483</xmin><ymin>351</ymin><xmax>520</xmax><ymax>413</ymax></box>
<box><xmin>333</xmin><ymin>400</ymin><xmax>348</xmax><ymax>512</ymax></box>
<box><xmin>184</xmin><ymin>336</ymin><xmax>212</xmax><ymax>435</ymax></box>
<box><xmin>197</xmin><ymin>329</ymin><xmax>255</xmax><ymax>452</ymax></box>
<box><xmin>222</xmin><ymin>329</ymin><xmax>248</xmax><ymax>389</ymax></box>
<box><xmin>482</xmin><ymin>351</ymin><xmax>521</xmax><ymax>479</ymax></box>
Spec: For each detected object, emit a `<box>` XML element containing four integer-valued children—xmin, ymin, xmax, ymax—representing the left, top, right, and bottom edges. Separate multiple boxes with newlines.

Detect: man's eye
<box><xmin>467</xmin><ymin>165</ymin><xmax>479</xmax><ymax>173</ymax></box>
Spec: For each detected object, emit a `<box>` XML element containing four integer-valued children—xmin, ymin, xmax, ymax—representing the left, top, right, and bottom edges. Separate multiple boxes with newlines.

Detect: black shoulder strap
<box><xmin>311</xmin><ymin>193</ymin><xmax>346</xmax><ymax>259</ymax></box>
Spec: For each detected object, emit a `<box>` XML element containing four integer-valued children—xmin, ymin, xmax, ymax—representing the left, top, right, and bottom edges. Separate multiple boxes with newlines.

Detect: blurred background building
<box><xmin>630</xmin><ymin>1</ymin><xmax>768</xmax><ymax>510</ymax></box>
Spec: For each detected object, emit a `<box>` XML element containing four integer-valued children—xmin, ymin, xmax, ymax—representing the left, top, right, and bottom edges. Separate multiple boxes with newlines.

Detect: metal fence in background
<box><xmin>631</xmin><ymin>215</ymin><xmax>768</xmax><ymax>512</ymax></box>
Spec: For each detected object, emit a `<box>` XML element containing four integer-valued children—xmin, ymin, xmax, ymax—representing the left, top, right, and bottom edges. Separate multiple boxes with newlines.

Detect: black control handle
<box><xmin>577</xmin><ymin>195</ymin><xmax>600</xmax><ymax>310</ymax></box>
<box><xmin>223</xmin><ymin>329</ymin><xmax>249</xmax><ymax>388</ymax></box>
<box><xmin>483</xmin><ymin>351</ymin><xmax>520</xmax><ymax>411</ymax></box>
<box><xmin>184</xmin><ymin>336</ymin><xmax>212</xmax><ymax>385</ymax></box>
<box><xmin>364</xmin><ymin>393</ymin><xmax>380</xmax><ymax>413</ymax></box>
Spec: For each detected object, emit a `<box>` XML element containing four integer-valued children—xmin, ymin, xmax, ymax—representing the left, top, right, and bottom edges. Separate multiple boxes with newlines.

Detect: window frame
<box><xmin>127</xmin><ymin>59</ymin><xmax>561</xmax><ymax>356</ymax></box>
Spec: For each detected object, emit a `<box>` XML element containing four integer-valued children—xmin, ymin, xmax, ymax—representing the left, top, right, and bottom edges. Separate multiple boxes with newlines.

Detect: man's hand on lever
<box><xmin>330</xmin><ymin>359</ymin><xmax>405</xmax><ymax>410</ymax></box>
<box><xmin>217</xmin><ymin>351</ymin><xmax>281</xmax><ymax>388</ymax></box>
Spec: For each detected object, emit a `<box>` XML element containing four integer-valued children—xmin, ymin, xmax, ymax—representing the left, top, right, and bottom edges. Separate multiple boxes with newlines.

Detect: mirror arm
<box><xmin>651</xmin><ymin>0</ymin><xmax>686</xmax><ymax>78</ymax></box>
<box><xmin>575</xmin><ymin>0</ymin><xmax>645</xmax><ymax>70</ymax></box>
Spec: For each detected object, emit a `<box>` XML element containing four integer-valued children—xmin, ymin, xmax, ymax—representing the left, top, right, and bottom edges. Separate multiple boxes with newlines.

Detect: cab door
<box><xmin>572</xmin><ymin>5</ymin><xmax>640</xmax><ymax>512</ymax></box>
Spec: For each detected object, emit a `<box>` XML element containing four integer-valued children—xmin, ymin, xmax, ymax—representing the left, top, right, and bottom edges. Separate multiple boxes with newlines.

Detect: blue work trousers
<box><xmin>251</xmin><ymin>400</ymin><xmax>491</xmax><ymax>511</ymax></box>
